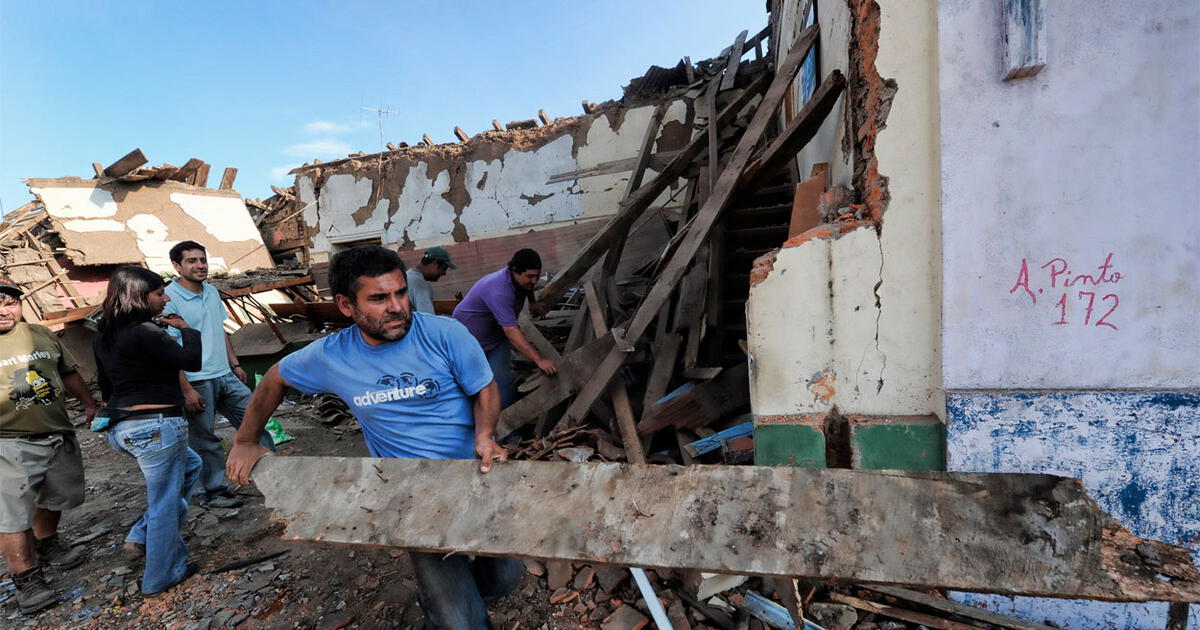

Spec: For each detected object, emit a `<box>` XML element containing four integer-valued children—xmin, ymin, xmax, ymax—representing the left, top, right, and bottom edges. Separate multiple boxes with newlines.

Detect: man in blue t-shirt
<box><xmin>226</xmin><ymin>245</ymin><xmax>518</xmax><ymax>627</ymax></box>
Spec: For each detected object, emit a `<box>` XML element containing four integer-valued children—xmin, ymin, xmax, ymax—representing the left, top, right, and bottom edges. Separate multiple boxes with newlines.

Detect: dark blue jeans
<box><xmin>410</xmin><ymin>552</ymin><xmax>522</xmax><ymax>629</ymax></box>
<box><xmin>484</xmin><ymin>344</ymin><xmax>515</xmax><ymax>410</ymax></box>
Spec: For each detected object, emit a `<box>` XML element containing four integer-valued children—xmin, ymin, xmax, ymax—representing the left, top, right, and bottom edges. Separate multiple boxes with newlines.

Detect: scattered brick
<box><xmin>602</xmin><ymin>604</ymin><xmax>650</xmax><ymax>630</ymax></box>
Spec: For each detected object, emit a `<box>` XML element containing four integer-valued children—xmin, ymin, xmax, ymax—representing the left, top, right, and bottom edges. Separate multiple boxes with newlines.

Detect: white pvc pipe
<box><xmin>629</xmin><ymin>567</ymin><xmax>674</xmax><ymax>629</ymax></box>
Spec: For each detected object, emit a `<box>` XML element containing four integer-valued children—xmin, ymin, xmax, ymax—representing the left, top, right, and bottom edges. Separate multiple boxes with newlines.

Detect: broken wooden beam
<box><xmin>538</xmin><ymin>109</ymin><xmax>551</xmax><ymax>126</ymax></box>
<box><xmin>219</xmin><ymin>167</ymin><xmax>238</xmax><ymax>190</ymax></box>
<box><xmin>173</xmin><ymin>158</ymin><xmax>204</xmax><ymax>182</ymax></box>
<box><xmin>422</xmin><ymin>133</ymin><xmax>435</xmax><ymax>146</ymax></box>
<box><xmin>453</xmin><ymin>126</ymin><xmax>470</xmax><ymax>142</ymax></box>
<box><xmin>638</xmin><ymin>362</ymin><xmax>748</xmax><ymax>435</ymax></box>
<box><xmin>719</xmin><ymin>29</ymin><xmax>749</xmax><ymax>91</ymax></box>
<box><xmin>194</xmin><ymin>163</ymin><xmax>211</xmax><ymax>187</ymax></box>
<box><xmin>829</xmin><ymin>593</ymin><xmax>979</xmax><ymax>630</ymax></box>
<box><xmin>560</xmin><ymin>26</ymin><xmax>821</xmax><ymax>421</ymax></box>
<box><xmin>534</xmin><ymin>71</ymin><xmax>770</xmax><ymax>313</ymax></box>
<box><xmin>863</xmin><ymin>585</ymin><xmax>1058</xmax><ymax>630</ymax></box>
<box><xmin>252</xmin><ymin>457</ymin><xmax>1200</xmax><ymax>602</ymax></box>
<box><xmin>91</xmin><ymin>162</ymin><xmax>104</xmax><ymax>178</ymax></box>
<box><xmin>497</xmin><ymin>333</ymin><xmax>615</xmax><ymax>435</ymax></box>
<box><xmin>742</xmin><ymin>70</ymin><xmax>846</xmax><ymax>190</ymax></box>
<box><xmin>103</xmin><ymin>148</ymin><xmax>147</xmax><ymax>178</ymax></box>
<box><xmin>491</xmin><ymin>120</ymin><xmax>504</xmax><ymax>132</ymax></box>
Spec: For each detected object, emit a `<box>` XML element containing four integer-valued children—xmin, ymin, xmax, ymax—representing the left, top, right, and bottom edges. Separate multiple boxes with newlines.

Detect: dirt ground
<box><xmin>0</xmin><ymin>396</ymin><xmax>616</xmax><ymax>630</ymax></box>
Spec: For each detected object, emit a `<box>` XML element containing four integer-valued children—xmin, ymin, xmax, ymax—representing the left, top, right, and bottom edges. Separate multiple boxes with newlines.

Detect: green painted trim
<box><xmin>754</xmin><ymin>424</ymin><xmax>826</xmax><ymax>467</ymax></box>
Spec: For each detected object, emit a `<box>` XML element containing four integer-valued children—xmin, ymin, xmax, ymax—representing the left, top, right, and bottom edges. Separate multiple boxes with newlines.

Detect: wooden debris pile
<box><xmin>89</xmin><ymin>148</ymin><xmax>235</xmax><ymax>189</ymax></box>
<box><xmin>502</xmin><ymin>22</ymin><xmax>844</xmax><ymax>473</ymax></box>
<box><xmin>0</xmin><ymin>200</ymin><xmax>96</xmax><ymax>327</ymax></box>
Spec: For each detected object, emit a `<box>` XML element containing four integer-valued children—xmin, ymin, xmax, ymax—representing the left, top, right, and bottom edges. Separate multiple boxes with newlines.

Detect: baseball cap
<box><xmin>0</xmin><ymin>276</ymin><xmax>23</xmax><ymax>298</ymax></box>
<box><xmin>424</xmin><ymin>246</ymin><xmax>457</xmax><ymax>269</ymax></box>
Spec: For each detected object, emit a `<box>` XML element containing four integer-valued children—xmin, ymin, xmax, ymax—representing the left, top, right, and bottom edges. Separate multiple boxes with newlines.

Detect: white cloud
<box><xmin>270</xmin><ymin>165</ymin><xmax>300</xmax><ymax>181</ymax></box>
<box><xmin>283</xmin><ymin>138</ymin><xmax>352</xmax><ymax>158</ymax></box>
<box><xmin>303</xmin><ymin>120</ymin><xmax>351</xmax><ymax>134</ymax></box>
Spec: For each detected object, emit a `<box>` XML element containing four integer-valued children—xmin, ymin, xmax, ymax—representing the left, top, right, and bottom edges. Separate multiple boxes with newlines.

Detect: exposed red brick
<box><xmin>847</xmin><ymin>0</ymin><xmax>897</xmax><ymax>224</ymax></box>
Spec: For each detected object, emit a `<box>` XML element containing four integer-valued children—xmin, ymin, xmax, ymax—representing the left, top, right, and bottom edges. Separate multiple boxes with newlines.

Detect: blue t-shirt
<box><xmin>278</xmin><ymin>312</ymin><xmax>494</xmax><ymax>460</ymax></box>
<box><xmin>164</xmin><ymin>281</ymin><xmax>230</xmax><ymax>381</ymax></box>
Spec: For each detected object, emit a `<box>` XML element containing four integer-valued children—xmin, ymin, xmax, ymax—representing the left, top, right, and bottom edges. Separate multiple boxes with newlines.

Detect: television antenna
<box><xmin>361</xmin><ymin>101</ymin><xmax>397</xmax><ymax>151</ymax></box>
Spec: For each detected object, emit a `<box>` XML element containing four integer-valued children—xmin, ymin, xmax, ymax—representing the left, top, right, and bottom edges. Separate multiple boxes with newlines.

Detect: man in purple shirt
<box><xmin>452</xmin><ymin>249</ymin><xmax>557</xmax><ymax>408</ymax></box>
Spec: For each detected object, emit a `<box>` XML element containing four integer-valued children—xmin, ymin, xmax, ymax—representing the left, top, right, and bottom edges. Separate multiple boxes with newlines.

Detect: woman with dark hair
<box><xmin>92</xmin><ymin>266</ymin><xmax>203</xmax><ymax>595</ymax></box>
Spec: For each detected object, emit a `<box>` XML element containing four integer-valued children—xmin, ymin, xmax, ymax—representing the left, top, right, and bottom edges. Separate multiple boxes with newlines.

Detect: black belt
<box><xmin>118</xmin><ymin>407</ymin><xmax>184</xmax><ymax>422</ymax></box>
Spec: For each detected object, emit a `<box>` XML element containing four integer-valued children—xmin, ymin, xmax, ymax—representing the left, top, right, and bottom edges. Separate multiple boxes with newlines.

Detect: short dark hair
<box><xmin>330</xmin><ymin>245</ymin><xmax>407</xmax><ymax>299</ymax></box>
<box><xmin>508</xmin><ymin>248</ymin><xmax>542</xmax><ymax>274</ymax></box>
<box><xmin>169</xmin><ymin>240</ymin><xmax>206</xmax><ymax>264</ymax></box>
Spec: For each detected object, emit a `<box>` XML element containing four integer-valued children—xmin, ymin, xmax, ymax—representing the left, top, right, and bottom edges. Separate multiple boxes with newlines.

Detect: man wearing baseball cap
<box><xmin>0</xmin><ymin>276</ymin><xmax>98</xmax><ymax>614</ymax></box>
<box><xmin>405</xmin><ymin>246</ymin><xmax>456</xmax><ymax>315</ymax></box>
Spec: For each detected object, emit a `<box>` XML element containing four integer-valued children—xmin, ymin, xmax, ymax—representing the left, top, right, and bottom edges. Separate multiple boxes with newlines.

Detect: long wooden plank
<box><xmin>560</xmin><ymin>26</ymin><xmax>820</xmax><ymax>424</ymax></box>
<box><xmin>103</xmin><ymin>148</ymin><xmax>147</xmax><ymax>178</ymax></box>
<box><xmin>742</xmin><ymin>70</ymin><xmax>846</xmax><ymax>190</ymax></box>
<box><xmin>638</xmin><ymin>362</ymin><xmax>748</xmax><ymax>435</ymax></box>
<box><xmin>829</xmin><ymin>594</ymin><xmax>981</xmax><ymax>630</ymax></box>
<box><xmin>575</xmin><ymin>281</ymin><xmax>644</xmax><ymax>463</ymax></box>
<box><xmin>534</xmin><ymin>72</ymin><xmax>769</xmax><ymax>313</ymax></box>
<box><xmin>603</xmin><ymin>103</ymin><xmax>668</xmax><ymax>276</ymax></box>
<box><xmin>865</xmin><ymin>586</ymin><xmax>1057</xmax><ymax>630</ymax></box>
<box><xmin>172</xmin><ymin>158</ymin><xmax>204</xmax><ymax>182</ymax></box>
<box><xmin>253</xmin><ymin>457</ymin><xmax>1200</xmax><ymax>602</ymax></box>
<box><xmin>219</xmin><ymin>167</ymin><xmax>238</xmax><ymax>190</ymax></box>
<box><xmin>546</xmin><ymin>152</ymin><xmax>678</xmax><ymax>184</ymax></box>
<box><xmin>496</xmin><ymin>333</ymin><xmax>615</xmax><ymax>435</ymax></box>
<box><xmin>719</xmin><ymin>29</ymin><xmax>749</xmax><ymax>91</ymax></box>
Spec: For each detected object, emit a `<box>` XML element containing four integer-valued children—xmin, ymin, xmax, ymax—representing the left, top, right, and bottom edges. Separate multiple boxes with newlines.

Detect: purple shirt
<box><xmin>452</xmin><ymin>267</ymin><xmax>526</xmax><ymax>352</ymax></box>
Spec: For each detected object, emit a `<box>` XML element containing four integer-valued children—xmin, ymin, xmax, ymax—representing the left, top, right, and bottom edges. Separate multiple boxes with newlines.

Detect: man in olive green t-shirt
<box><xmin>0</xmin><ymin>277</ymin><xmax>97</xmax><ymax>614</ymax></box>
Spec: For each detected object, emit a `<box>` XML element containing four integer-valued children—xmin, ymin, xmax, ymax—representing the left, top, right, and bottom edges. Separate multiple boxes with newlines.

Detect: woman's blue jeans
<box><xmin>107</xmin><ymin>415</ymin><xmax>201</xmax><ymax>594</ymax></box>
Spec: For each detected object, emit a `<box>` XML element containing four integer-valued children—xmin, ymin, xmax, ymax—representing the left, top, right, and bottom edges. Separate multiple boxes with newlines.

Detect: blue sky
<box><xmin>0</xmin><ymin>1</ymin><xmax>766</xmax><ymax>215</ymax></box>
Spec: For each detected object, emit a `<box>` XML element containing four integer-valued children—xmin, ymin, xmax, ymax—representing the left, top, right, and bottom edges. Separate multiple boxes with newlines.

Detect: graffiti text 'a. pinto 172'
<box><xmin>1009</xmin><ymin>253</ymin><xmax>1122</xmax><ymax>330</ymax></box>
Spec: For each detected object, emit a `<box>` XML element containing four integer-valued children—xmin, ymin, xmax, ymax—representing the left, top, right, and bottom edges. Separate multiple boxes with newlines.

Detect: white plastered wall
<box><xmin>298</xmin><ymin>101</ymin><xmax>692</xmax><ymax>258</ymax></box>
<box><xmin>748</xmin><ymin>0</ymin><xmax>942</xmax><ymax>418</ymax></box>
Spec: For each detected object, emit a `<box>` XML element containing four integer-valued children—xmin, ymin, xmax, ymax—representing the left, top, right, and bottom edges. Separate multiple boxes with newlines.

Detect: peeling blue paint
<box><xmin>947</xmin><ymin>390</ymin><xmax>1200</xmax><ymax>629</ymax></box>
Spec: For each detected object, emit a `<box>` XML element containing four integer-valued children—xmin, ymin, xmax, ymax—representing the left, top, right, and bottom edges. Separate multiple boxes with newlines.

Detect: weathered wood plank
<box><xmin>638</xmin><ymin>362</ymin><xmax>748</xmax><ymax>435</ymax></box>
<box><xmin>534</xmin><ymin>73</ymin><xmax>769</xmax><ymax>313</ymax></box>
<box><xmin>1002</xmin><ymin>0</ymin><xmax>1046</xmax><ymax>80</ymax></box>
<box><xmin>864</xmin><ymin>585</ymin><xmax>1057</xmax><ymax>630</ymax></box>
<box><xmin>829</xmin><ymin>593</ymin><xmax>980</xmax><ymax>630</ymax></box>
<box><xmin>559</xmin><ymin>27</ymin><xmax>819</xmax><ymax>422</ymax></box>
<box><xmin>496</xmin><ymin>334</ymin><xmax>615</xmax><ymax>435</ymax></box>
<box><xmin>172</xmin><ymin>158</ymin><xmax>204</xmax><ymax>182</ymax></box>
<box><xmin>103</xmin><ymin>148</ymin><xmax>147</xmax><ymax>178</ymax></box>
<box><xmin>719</xmin><ymin>29</ymin><xmax>749</xmax><ymax>91</ymax></box>
<box><xmin>220</xmin><ymin>167</ymin><xmax>238</xmax><ymax>190</ymax></box>
<box><xmin>742</xmin><ymin>70</ymin><xmax>845</xmax><ymax>191</ymax></box>
<box><xmin>253</xmin><ymin>457</ymin><xmax>1200</xmax><ymax>602</ymax></box>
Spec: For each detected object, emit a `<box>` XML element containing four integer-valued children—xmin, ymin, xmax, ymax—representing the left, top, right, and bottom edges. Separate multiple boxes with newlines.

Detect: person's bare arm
<box><xmin>472</xmin><ymin>381</ymin><xmax>505</xmax><ymax>473</ymax></box>
<box><xmin>60</xmin><ymin>370</ymin><xmax>97</xmax><ymax>425</ymax></box>
<box><xmin>179</xmin><ymin>372</ymin><xmax>204</xmax><ymax>413</ymax></box>
<box><xmin>224</xmin><ymin>334</ymin><xmax>247</xmax><ymax>384</ymax></box>
<box><xmin>226</xmin><ymin>363</ymin><xmax>289</xmax><ymax>485</ymax></box>
<box><xmin>501</xmin><ymin>326</ymin><xmax>557</xmax><ymax>376</ymax></box>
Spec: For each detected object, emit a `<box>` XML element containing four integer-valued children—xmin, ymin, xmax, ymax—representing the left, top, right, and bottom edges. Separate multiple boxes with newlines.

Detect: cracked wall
<box><xmin>748</xmin><ymin>0</ymin><xmax>941</xmax><ymax>420</ymax></box>
<box><xmin>938</xmin><ymin>1</ymin><xmax>1199</xmax><ymax>627</ymax></box>
<box><xmin>295</xmin><ymin>100</ymin><xmax>690</xmax><ymax>264</ymax></box>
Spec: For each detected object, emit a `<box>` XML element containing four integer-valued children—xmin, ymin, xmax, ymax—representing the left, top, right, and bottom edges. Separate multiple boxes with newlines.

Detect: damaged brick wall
<box><xmin>846</xmin><ymin>0</ymin><xmax>896</xmax><ymax>224</ymax></box>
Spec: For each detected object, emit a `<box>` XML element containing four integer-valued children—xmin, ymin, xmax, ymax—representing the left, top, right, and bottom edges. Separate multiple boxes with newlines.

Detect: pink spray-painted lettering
<box><xmin>1008</xmin><ymin>253</ymin><xmax>1122</xmax><ymax>330</ymax></box>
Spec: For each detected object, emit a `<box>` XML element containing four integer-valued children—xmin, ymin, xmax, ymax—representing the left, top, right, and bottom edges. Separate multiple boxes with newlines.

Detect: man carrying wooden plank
<box><xmin>405</xmin><ymin>246</ymin><xmax>456</xmax><ymax>315</ymax></box>
<box><xmin>226</xmin><ymin>245</ymin><xmax>519</xmax><ymax>628</ymax></box>
<box><xmin>452</xmin><ymin>248</ymin><xmax>557</xmax><ymax>408</ymax></box>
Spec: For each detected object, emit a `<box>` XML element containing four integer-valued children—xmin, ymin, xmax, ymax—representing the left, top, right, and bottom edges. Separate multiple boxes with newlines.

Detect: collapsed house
<box><xmin>2</xmin><ymin>150</ymin><xmax>273</xmax><ymax>328</ymax></box>
<box><xmin>249</xmin><ymin>0</ymin><xmax>1200</xmax><ymax>628</ymax></box>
